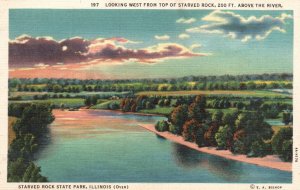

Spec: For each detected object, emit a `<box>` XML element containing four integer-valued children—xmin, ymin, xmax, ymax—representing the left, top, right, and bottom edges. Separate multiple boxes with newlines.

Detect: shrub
<box><xmin>155</xmin><ymin>120</ymin><xmax>169</xmax><ymax>132</ymax></box>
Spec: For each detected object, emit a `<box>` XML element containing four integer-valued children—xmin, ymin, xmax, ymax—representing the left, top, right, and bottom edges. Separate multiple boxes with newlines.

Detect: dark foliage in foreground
<box><xmin>8</xmin><ymin>103</ymin><xmax>54</xmax><ymax>182</ymax></box>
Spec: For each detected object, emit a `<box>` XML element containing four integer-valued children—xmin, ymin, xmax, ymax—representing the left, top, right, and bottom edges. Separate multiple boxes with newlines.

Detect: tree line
<box><xmin>155</xmin><ymin>95</ymin><xmax>293</xmax><ymax>161</ymax></box>
<box><xmin>110</xmin><ymin>95</ymin><xmax>292</xmax><ymax>124</ymax></box>
<box><xmin>13</xmin><ymin>80</ymin><xmax>292</xmax><ymax>93</ymax></box>
<box><xmin>9</xmin><ymin>73</ymin><xmax>292</xmax><ymax>87</ymax></box>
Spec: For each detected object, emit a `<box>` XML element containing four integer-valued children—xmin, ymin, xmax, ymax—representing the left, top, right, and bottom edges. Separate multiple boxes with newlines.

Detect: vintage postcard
<box><xmin>0</xmin><ymin>0</ymin><xmax>299</xmax><ymax>189</ymax></box>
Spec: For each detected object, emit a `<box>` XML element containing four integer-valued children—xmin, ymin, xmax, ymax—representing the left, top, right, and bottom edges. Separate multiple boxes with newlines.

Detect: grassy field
<box><xmin>90</xmin><ymin>100</ymin><xmax>121</xmax><ymax>109</ymax></box>
<box><xmin>251</xmin><ymin>80</ymin><xmax>292</xmax><ymax>85</ymax></box>
<box><xmin>9</xmin><ymin>98</ymin><xmax>85</xmax><ymax>108</ymax></box>
<box><xmin>136</xmin><ymin>90</ymin><xmax>290</xmax><ymax>97</ymax></box>
<box><xmin>27</xmin><ymin>84</ymin><xmax>47</xmax><ymax>88</ymax></box>
<box><xmin>8</xmin><ymin>117</ymin><xmax>17</xmax><ymax>145</ymax></box>
<box><xmin>139</xmin><ymin>107</ymin><xmax>173</xmax><ymax>116</ymax></box>
<box><xmin>207</xmin><ymin>108</ymin><xmax>238</xmax><ymax>114</ymax></box>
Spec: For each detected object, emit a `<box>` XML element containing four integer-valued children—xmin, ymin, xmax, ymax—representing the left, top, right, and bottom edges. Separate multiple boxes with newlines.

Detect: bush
<box><xmin>155</xmin><ymin>120</ymin><xmax>169</xmax><ymax>132</ymax></box>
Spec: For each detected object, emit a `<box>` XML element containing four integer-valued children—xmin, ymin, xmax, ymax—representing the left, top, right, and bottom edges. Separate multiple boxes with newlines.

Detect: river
<box><xmin>35</xmin><ymin>109</ymin><xmax>291</xmax><ymax>183</ymax></box>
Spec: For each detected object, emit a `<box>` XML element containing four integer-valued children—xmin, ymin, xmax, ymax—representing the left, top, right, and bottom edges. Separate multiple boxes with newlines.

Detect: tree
<box><xmin>281</xmin><ymin>140</ymin><xmax>293</xmax><ymax>162</ymax></box>
<box><xmin>22</xmin><ymin>162</ymin><xmax>48</xmax><ymax>182</ymax></box>
<box><xmin>236</xmin><ymin>102</ymin><xmax>245</xmax><ymax>110</ymax></box>
<box><xmin>232</xmin><ymin>139</ymin><xmax>246</xmax><ymax>154</ymax></box>
<box><xmin>272</xmin><ymin>127</ymin><xmax>293</xmax><ymax>161</ymax></box>
<box><xmin>91</xmin><ymin>96</ymin><xmax>98</xmax><ymax>105</ymax></box>
<box><xmin>109</xmin><ymin>102</ymin><xmax>120</xmax><ymax>110</ymax></box>
<box><xmin>282</xmin><ymin>112</ymin><xmax>293</xmax><ymax>125</ymax></box>
<box><xmin>121</xmin><ymin>98</ymin><xmax>133</xmax><ymax>112</ymax></box>
<box><xmin>212</xmin><ymin>111</ymin><xmax>223</xmax><ymax>124</ymax></box>
<box><xmin>60</xmin><ymin>103</ymin><xmax>65</xmax><ymax>110</ymax></box>
<box><xmin>235</xmin><ymin>112</ymin><xmax>273</xmax><ymax>140</ymax></box>
<box><xmin>158</xmin><ymin>99</ymin><xmax>164</xmax><ymax>107</ymax></box>
<box><xmin>8</xmin><ymin>158</ymin><xmax>27</xmax><ymax>182</ymax></box>
<box><xmin>204</xmin><ymin>122</ymin><xmax>219</xmax><ymax>146</ymax></box>
<box><xmin>84</xmin><ymin>97</ymin><xmax>91</xmax><ymax>106</ymax></box>
<box><xmin>164</xmin><ymin>99</ymin><xmax>171</xmax><ymax>106</ymax></box>
<box><xmin>9</xmin><ymin>133</ymin><xmax>38</xmax><ymax>161</ymax></box>
<box><xmin>188</xmin><ymin>95</ymin><xmax>207</xmax><ymax>122</ymax></box>
<box><xmin>182</xmin><ymin>119</ymin><xmax>201</xmax><ymax>142</ymax></box>
<box><xmin>13</xmin><ymin>104</ymin><xmax>55</xmax><ymax>137</ymax></box>
<box><xmin>248</xmin><ymin>140</ymin><xmax>269</xmax><ymax>157</ymax></box>
<box><xmin>195</xmin><ymin>127</ymin><xmax>205</xmax><ymax>147</ymax></box>
<box><xmin>145</xmin><ymin>101</ymin><xmax>154</xmax><ymax>109</ymax></box>
<box><xmin>215</xmin><ymin>125</ymin><xmax>233</xmax><ymax>150</ymax></box>
<box><xmin>169</xmin><ymin>104</ymin><xmax>188</xmax><ymax>135</ymax></box>
<box><xmin>233</xmin><ymin>112</ymin><xmax>274</xmax><ymax>155</ymax></box>
<box><xmin>222</xmin><ymin>112</ymin><xmax>238</xmax><ymax>126</ymax></box>
<box><xmin>248</xmin><ymin>98</ymin><xmax>263</xmax><ymax>110</ymax></box>
<box><xmin>232</xmin><ymin>129</ymin><xmax>247</xmax><ymax>154</ymax></box>
<box><xmin>8</xmin><ymin>159</ymin><xmax>48</xmax><ymax>182</ymax></box>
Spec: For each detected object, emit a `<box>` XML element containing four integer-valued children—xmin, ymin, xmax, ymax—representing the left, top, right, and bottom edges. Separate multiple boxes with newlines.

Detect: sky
<box><xmin>9</xmin><ymin>9</ymin><xmax>293</xmax><ymax>79</ymax></box>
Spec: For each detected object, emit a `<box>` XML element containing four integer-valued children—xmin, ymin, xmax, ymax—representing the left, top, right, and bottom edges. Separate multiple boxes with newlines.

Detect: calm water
<box><xmin>35</xmin><ymin>109</ymin><xmax>292</xmax><ymax>183</ymax></box>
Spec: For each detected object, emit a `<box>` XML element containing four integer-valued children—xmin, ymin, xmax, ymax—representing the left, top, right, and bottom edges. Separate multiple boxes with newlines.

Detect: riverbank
<box><xmin>139</xmin><ymin>124</ymin><xmax>292</xmax><ymax>172</ymax></box>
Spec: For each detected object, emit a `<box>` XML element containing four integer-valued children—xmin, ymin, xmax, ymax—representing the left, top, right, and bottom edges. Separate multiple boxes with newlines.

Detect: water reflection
<box><xmin>155</xmin><ymin>134</ymin><xmax>166</xmax><ymax>141</ymax></box>
<box><xmin>34</xmin><ymin>127</ymin><xmax>53</xmax><ymax>160</ymax></box>
<box><xmin>36</xmin><ymin>109</ymin><xmax>291</xmax><ymax>183</ymax></box>
<box><xmin>172</xmin><ymin>143</ymin><xmax>241</xmax><ymax>181</ymax></box>
<box><xmin>49</xmin><ymin>109</ymin><xmax>164</xmax><ymax>139</ymax></box>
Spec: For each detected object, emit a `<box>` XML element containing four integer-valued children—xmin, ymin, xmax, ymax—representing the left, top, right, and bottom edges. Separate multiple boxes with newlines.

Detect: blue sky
<box><xmin>9</xmin><ymin>9</ymin><xmax>293</xmax><ymax>79</ymax></box>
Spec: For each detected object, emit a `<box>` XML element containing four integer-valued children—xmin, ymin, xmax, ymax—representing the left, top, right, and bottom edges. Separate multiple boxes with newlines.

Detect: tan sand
<box><xmin>139</xmin><ymin>124</ymin><xmax>292</xmax><ymax>172</ymax></box>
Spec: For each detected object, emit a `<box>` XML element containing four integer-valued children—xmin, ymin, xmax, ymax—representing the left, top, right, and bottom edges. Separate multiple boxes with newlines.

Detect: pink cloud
<box><xmin>9</xmin><ymin>35</ymin><xmax>206</xmax><ymax>68</ymax></box>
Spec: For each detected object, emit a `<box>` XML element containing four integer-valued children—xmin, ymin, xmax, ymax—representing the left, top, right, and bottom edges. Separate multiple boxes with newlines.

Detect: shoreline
<box><xmin>82</xmin><ymin>107</ymin><xmax>166</xmax><ymax>117</ymax></box>
<box><xmin>139</xmin><ymin>123</ymin><xmax>292</xmax><ymax>172</ymax></box>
